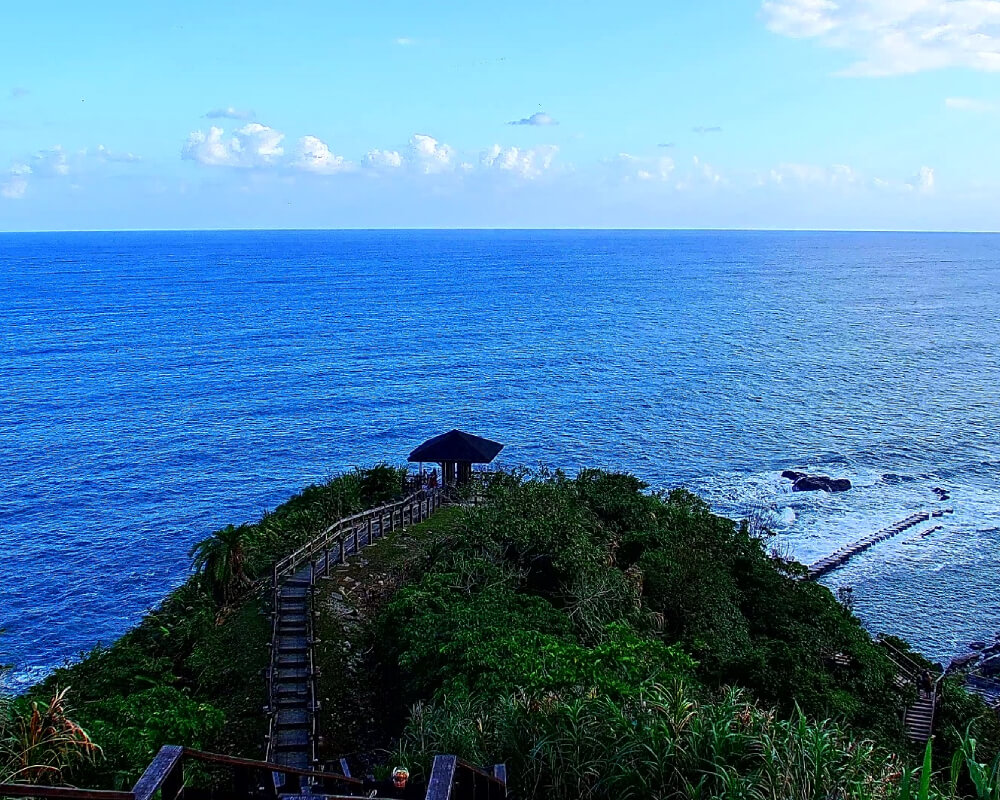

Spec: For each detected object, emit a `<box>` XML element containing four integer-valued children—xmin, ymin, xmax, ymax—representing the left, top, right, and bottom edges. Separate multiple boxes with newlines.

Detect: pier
<box><xmin>808</xmin><ymin>508</ymin><xmax>953</xmax><ymax>579</ymax></box>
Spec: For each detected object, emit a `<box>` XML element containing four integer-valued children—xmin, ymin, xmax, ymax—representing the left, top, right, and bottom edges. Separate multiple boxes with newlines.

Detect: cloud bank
<box><xmin>762</xmin><ymin>0</ymin><xmax>1000</xmax><ymax>75</ymax></box>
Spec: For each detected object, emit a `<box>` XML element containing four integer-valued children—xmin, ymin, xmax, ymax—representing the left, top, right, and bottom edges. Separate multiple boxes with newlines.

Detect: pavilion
<box><xmin>407</xmin><ymin>429</ymin><xmax>504</xmax><ymax>486</ymax></box>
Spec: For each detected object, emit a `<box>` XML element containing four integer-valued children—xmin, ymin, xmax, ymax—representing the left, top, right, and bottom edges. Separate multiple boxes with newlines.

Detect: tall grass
<box><xmin>1</xmin><ymin>688</ymin><xmax>99</xmax><ymax>784</ymax></box>
<box><xmin>396</xmin><ymin>681</ymin><xmax>1000</xmax><ymax>800</ymax></box>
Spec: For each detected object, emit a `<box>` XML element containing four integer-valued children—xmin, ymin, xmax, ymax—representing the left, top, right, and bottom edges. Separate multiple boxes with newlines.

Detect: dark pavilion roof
<box><xmin>407</xmin><ymin>429</ymin><xmax>504</xmax><ymax>464</ymax></box>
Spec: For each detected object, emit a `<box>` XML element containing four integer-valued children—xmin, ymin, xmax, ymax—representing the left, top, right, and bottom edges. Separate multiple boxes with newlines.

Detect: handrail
<box><xmin>424</xmin><ymin>755</ymin><xmax>507</xmax><ymax>800</ymax></box>
<box><xmin>878</xmin><ymin>636</ymin><xmax>930</xmax><ymax>679</ymax></box>
<box><xmin>181</xmin><ymin>747</ymin><xmax>361</xmax><ymax>785</ymax></box>
<box><xmin>272</xmin><ymin>489</ymin><xmax>437</xmax><ymax>586</ymax></box>
<box><xmin>132</xmin><ymin>745</ymin><xmax>183</xmax><ymax>800</ymax></box>
<box><xmin>0</xmin><ymin>787</ymin><xmax>134</xmax><ymax>800</ymax></box>
<box><xmin>264</xmin><ymin>487</ymin><xmax>444</xmax><ymax>786</ymax></box>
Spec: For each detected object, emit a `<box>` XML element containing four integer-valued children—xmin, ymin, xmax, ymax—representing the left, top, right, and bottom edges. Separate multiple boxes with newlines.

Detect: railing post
<box><xmin>133</xmin><ymin>745</ymin><xmax>185</xmax><ymax>800</ymax></box>
<box><xmin>352</xmin><ymin>522</ymin><xmax>359</xmax><ymax>553</ymax></box>
<box><xmin>339</xmin><ymin>534</ymin><xmax>346</xmax><ymax>565</ymax></box>
<box><xmin>367</xmin><ymin>516</ymin><xmax>373</xmax><ymax>546</ymax></box>
<box><xmin>425</xmin><ymin>755</ymin><xmax>458</xmax><ymax>800</ymax></box>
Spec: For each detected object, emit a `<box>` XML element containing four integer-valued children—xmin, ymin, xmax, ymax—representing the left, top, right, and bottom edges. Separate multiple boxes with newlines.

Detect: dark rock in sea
<box><xmin>949</xmin><ymin>653</ymin><xmax>980</xmax><ymax>671</ymax></box>
<box><xmin>970</xmin><ymin>641</ymin><xmax>987</xmax><ymax>650</ymax></box>
<box><xmin>792</xmin><ymin>475</ymin><xmax>853</xmax><ymax>493</ymax></box>
<box><xmin>983</xmin><ymin>644</ymin><xmax>1000</xmax><ymax>657</ymax></box>
<box><xmin>981</xmin><ymin>655</ymin><xmax>1000</xmax><ymax>677</ymax></box>
<box><xmin>782</xmin><ymin>470</ymin><xmax>807</xmax><ymax>481</ymax></box>
<box><xmin>932</xmin><ymin>487</ymin><xmax>951</xmax><ymax>501</ymax></box>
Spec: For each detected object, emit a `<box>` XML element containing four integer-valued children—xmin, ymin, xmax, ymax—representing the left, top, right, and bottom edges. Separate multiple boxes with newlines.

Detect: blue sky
<box><xmin>2</xmin><ymin>0</ymin><xmax>999</xmax><ymax>230</ymax></box>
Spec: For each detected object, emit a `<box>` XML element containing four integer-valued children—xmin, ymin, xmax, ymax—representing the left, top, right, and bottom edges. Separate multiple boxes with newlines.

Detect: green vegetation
<box><xmin>1</xmin><ymin>685</ymin><xmax>100</xmax><ymax>785</ymax></box>
<box><xmin>18</xmin><ymin>464</ymin><xmax>407</xmax><ymax>789</ymax></box>
<box><xmin>361</xmin><ymin>469</ymin><xmax>999</xmax><ymax>799</ymax></box>
<box><xmin>9</xmin><ymin>463</ymin><xmax>1000</xmax><ymax>799</ymax></box>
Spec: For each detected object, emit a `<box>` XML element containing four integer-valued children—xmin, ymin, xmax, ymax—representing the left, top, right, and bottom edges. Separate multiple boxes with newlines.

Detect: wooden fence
<box><xmin>0</xmin><ymin>746</ymin><xmax>361</xmax><ymax>800</ymax></box>
<box><xmin>271</xmin><ymin>487</ymin><xmax>444</xmax><ymax>589</ymax></box>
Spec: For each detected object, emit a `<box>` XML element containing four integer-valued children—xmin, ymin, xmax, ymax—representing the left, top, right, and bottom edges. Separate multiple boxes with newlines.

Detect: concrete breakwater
<box><xmin>808</xmin><ymin>509</ymin><xmax>954</xmax><ymax>579</ymax></box>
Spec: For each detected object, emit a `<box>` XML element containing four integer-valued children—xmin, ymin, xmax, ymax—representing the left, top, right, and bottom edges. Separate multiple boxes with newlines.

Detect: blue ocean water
<box><xmin>1</xmin><ymin>229</ymin><xmax>998</xmax><ymax>691</ymax></box>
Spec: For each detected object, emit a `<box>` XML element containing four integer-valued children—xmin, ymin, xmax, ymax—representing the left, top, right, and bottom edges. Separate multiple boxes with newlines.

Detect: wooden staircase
<box><xmin>879</xmin><ymin>637</ymin><xmax>939</xmax><ymax>743</ymax></box>
<box><xmin>904</xmin><ymin>693</ymin><xmax>936</xmax><ymax>743</ymax></box>
<box><xmin>265</xmin><ymin>488</ymin><xmax>444</xmax><ymax>789</ymax></box>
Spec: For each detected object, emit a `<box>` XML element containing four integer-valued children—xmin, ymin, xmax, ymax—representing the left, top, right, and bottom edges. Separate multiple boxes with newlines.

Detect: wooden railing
<box><xmin>271</xmin><ymin>488</ymin><xmax>444</xmax><ymax>590</ymax></box>
<box><xmin>424</xmin><ymin>756</ymin><xmax>507</xmax><ymax>800</ymax></box>
<box><xmin>0</xmin><ymin>746</ymin><xmax>362</xmax><ymax>800</ymax></box>
<box><xmin>263</xmin><ymin>486</ymin><xmax>445</xmax><ymax>786</ymax></box>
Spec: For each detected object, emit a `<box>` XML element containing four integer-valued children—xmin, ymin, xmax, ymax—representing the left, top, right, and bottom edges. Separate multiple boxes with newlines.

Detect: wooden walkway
<box><xmin>264</xmin><ymin>488</ymin><xmax>444</xmax><ymax>787</ymax></box>
<box><xmin>808</xmin><ymin>508</ymin><xmax>953</xmax><ymax>579</ymax></box>
<box><xmin>880</xmin><ymin>637</ymin><xmax>939</xmax><ymax>742</ymax></box>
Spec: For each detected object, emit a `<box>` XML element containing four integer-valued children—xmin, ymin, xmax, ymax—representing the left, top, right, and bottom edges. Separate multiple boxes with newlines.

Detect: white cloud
<box><xmin>292</xmin><ymin>135</ymin><xmax>351</xmax><ymax>174</ymax></box>
<box><xmin>945</xmin><ymin>96</ymin><xmax>997</xmax><ymax>111</ymax></box>
<box><xmin>768</xmin><ymin>162</ymin><xmax>861</xmax><ymax>186</ymax></box>
<box><xmin>363</xmin><ymin>149</ymin><xmax>404</xmax><ymax>169</ymax></box>
<box><xmin>93</xmin><ymin>144</ymin><xmax>141</xmax><ymax>163</ymax></box>
<box><xmin>394</xmin><ymin>37</ymin><xmax>415</xmax><ymax>45</ymax></box>
<box><xmin>508</xmin><ymin>111</ymin><xmax>559</xmax><ymax>126</ymax></box>
<box><xmin>614</xmin><ymin>153</ymin><xmax>676</xmax><ymax>182</ymax></box>
<box><xmin>480</xmin><ymin>144</ymin><xmax>558</xmax><ymax>178</ymax></box>
<box><xmin>762</xmin><ymin>0</ymin><xmax>1000</xmax><ymax>75</ymax></box>
<box><xmin>910</xmin><ymin>165</ymin><xmax>936</xmax><ymax>193</ymax></box>
<box><xmin>1</xmin><ymin>164</ymin><xmax>30</xmax><ymax>199</ymax></box>
<box><xmin>693</xmin><ymin>155</ymin><xmax>723</xmax><ymax>185</ymax></box>
<box><xmin>182</xmin><ymin>123</ymin><xmax>284</xmax><ymax>167</ymax></box>
<box><xmin>409</xmin><ymin>134</ymin><xmax>454</xmax><ymax>173</ymax></box>
<box><xmin>205</xmin><ymin>107</ymin><xmax>256</xmax><ymax>120</ymax></box>
<box><xmin>32</xmin><ymin>146</ymin><xmax>69</xmax><ymax>176</ymax></box>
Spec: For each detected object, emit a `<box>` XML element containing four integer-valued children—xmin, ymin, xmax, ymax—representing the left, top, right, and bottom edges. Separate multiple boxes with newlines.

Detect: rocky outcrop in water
<box><xmin>949</xmin><ymin>653</ymin><xmax>980</xmax><ymax>671</ymax></box>
<box><xmin>932</xmin><ymin>487</ymin><xmax>951</xmax><ymax>501</ymax></box>
<box><xmin>981</xmin><ymin>655</ymin><xmax>1000</xmax><ymax>677</ymax></box>
<box><xmin>782</xmin><ymin>471</ymin><xmax>852</xmax><ymax>493</ymax></box>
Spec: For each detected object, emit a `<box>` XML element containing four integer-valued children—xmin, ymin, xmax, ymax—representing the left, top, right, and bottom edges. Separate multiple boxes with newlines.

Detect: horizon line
<box><xmin>2</xmin><ymin>226</ymin><xmax>999</xmax><ymax>235</ymax></box>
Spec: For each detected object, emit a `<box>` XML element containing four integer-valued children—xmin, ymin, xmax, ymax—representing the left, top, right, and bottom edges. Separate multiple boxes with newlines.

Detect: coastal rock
<box><xmin>970</xmin><ymin>641</ymin><xmax>987</xmax><ymax>650</ymax></box>
<box><xmin>932</xmin><ymin>487</ymin><xmax>951</xmax><ymax>501</ymax></box>
<box><xmin>949</xmin><ymin>653</ymin><xmax>980</xmax><ymax>671</ymax></box>
<box><xmin>981</xmin><ymin>655</ymin><xmax>1000</xmax><ymax>677</ymax></box>
<box><xmin>792</xmin><ymin>475</ymin><xmax>853</xmax><ymax>493</ymax></box>
<box><xmin>782</xmin><ymin>470</ymin><xmax>807</xmax><ymax>481</ymax></box>
<box><xmin>983</xmin><ymin>644</ymin><xmax>1000</xmax><ymax>657</ymax></box>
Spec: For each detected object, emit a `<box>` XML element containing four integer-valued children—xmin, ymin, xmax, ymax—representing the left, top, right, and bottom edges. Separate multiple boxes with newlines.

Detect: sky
<box><xmin>2</xmin><ymin>0</ymin><xmax>1000</xmax><ymax>231</ymax></box>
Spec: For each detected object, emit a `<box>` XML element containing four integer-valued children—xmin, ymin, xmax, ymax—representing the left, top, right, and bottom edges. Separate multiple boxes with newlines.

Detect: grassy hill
<box><xmin>6</xmin><ymin>466</ymin><xmax>999</xmax><ymax>799</ymax></box>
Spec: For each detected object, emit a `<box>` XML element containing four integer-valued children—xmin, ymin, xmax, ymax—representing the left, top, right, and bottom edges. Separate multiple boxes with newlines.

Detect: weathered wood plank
<box><xmin>0</xmin><ymin>785</ymin><xmax>133</xmax><ymax>800</ymax></box>
<box><xmin>132</xmin><ymin>745</ymin><xmax>183</xmax><ymax>800</ymax></box>
<box><xmin>424</xmin><ymin>755</ymin><xmax>457</xmax><ymax>800</ymax></box>
<box><xmin>182</xmin><ymin>748</ymin><xmax>362</xmax><ymax>785</ymax></box>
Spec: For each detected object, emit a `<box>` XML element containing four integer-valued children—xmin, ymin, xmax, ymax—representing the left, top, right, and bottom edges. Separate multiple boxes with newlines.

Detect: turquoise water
<box><xmin>1</xmin><ymin>229</ymin><xmax>998</xmax><ymax>689</ymax></box>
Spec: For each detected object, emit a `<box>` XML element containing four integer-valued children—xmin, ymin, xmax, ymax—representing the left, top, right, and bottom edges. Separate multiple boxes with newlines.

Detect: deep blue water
<box><xmin>2</xmin><ymin>229</ymin><xmax>999</xmax><ymax>690</ymax></box>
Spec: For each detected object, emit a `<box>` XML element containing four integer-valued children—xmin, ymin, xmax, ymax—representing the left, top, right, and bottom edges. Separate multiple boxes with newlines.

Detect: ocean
<box><xmin>1</xmin><ymin>229</ymin><xmax>998</xmax><ymax>692</ymax></box>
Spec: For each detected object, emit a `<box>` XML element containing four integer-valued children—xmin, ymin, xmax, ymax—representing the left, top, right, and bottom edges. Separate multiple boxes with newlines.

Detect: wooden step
<box><xmin>276</xmin><ymin>709</ymin><xmax>310</xmax><ymax>728</ymax></box>
<box><xmin>272</xmin><ymin>751</ymin><xmax>310</xmax><ymax>770</ymax></box>
<box><xmin>273</xmin><ymin>729</ymin><xmax>310</xmax><ymax>750</ymax></box>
